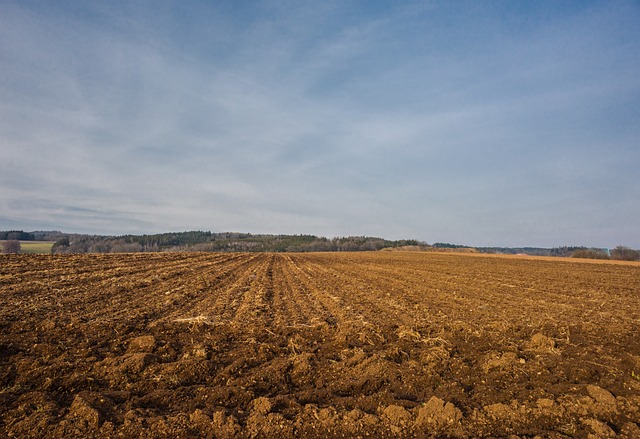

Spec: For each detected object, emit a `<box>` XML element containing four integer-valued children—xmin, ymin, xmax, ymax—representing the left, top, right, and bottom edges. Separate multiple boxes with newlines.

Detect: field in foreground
<box><xmin>1</xmin><ymin>252</ymin><xmax>639</xmax><ymax>438</ymax></box>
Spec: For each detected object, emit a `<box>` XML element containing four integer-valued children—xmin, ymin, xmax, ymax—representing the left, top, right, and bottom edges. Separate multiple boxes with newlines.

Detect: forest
<box><xmin>43</xmin><ymin>231</ymin><xmax>424</xmax><ymax>254</ymax></box>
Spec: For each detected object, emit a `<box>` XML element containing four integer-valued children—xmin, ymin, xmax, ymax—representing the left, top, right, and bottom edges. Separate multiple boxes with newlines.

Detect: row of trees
<box><xmin>570</xmin><ymin>246</ymin><xmax>640</xmax><ymax>261</ymax></box>
<box><xmin>49</xmin><ymin>232</ymin><xmax>425</xmax><ymax>254</ymax></box>
<box><xmin>0</xmin><ymin>230</ymin><xmax>35</xmax><ymax>241</ymax></box>
<box><xmin>479</xmin><ymin>246</ymin><xmax>590</xmax><ymax>257</ymax></box>
<box><xmin>480</xmin><ymin>245</ymin><xmax>639</xmax><ymax>261</ymax></box>
<box><xmin>570</xmin><ymin>249</ymin><xmax>611</xmax><ymax>260</ymax></box>
<box><xmin>51</xmin><ymin>236</ymin><xmax>145</xmax><ymax>254</ymax></box>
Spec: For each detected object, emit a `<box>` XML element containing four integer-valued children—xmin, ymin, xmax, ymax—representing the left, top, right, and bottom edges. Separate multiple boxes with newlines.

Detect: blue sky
<box><xmin>1</xmin><ymin>1</ymin><xmax>639</xmax><ymax>247</ymax></box>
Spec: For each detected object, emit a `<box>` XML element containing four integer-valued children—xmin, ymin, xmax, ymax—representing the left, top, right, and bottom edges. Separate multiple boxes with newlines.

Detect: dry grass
<box><xmin>172</xmin><ymin>315</ymin><xmax>214</xmax><ymax>325</ymax></box>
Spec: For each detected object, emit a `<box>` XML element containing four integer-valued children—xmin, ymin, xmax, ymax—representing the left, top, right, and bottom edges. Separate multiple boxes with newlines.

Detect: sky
<box><xmin>1</xmin><ymin>0</ymin><xmax>639</xmax><ymax>248</ymax></box>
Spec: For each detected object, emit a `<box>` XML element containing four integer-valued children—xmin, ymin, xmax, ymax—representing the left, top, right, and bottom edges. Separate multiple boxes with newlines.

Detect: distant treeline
<box><xmin>0</xmin><ymin>230</ymin><xmax>66</xmax><ymax>241</ymax></box>
<box><xmin>432</xmin><ymin>242</ymin><xmax>470</xmax><ymax>249</ymax></box>
<box><xmin>479</xmin><ymin>245</ymin><xmax>639</xmax><ymax>261</ymax></box>
<box><xmin>0</xmin><ymin>230</ymin><xmax>36</xmax><ymax>241</ymax></box>
<box><xmin>44</xmin><ymin>231</ymin><xmax>424</xmax><ymax>254</ymax></box>
<box><xmin>2</xmin><ymin>230</ymin><xmax>638</xmax><ymax>260</ymax></box>
<box><xmin>478</xmin><ymin>246</ymin><xmax>588</xmax><ymax>257</ymax></box>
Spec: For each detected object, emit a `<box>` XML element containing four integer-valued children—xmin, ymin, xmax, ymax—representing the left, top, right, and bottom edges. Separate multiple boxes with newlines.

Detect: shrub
<box><xmin>611</xmin><ymin>246</ymin><xmax>640</xmax><ymax>261</ymax></box>
<box><xmin>571</xmin><ymin>249</ymin><xmax>610</xmax><ymax>260</ymax></box>
<box><xmin>2</xmin><ymin>240</ymin><xmax>21</xmax><ymax>254</ymax></box>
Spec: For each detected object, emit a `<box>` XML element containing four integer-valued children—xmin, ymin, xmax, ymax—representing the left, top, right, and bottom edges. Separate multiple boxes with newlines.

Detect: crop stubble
<box><xmin>1</xmin><ymin>252</ymin><xmax>639</xmax><ymax>437</ymax></box>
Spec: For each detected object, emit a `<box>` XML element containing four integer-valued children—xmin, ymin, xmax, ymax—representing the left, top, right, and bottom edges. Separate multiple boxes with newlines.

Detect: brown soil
<box><xmin>1</xmin><ymin>252</ymin><xmax>639</xmax><ymax>438</ymax></box>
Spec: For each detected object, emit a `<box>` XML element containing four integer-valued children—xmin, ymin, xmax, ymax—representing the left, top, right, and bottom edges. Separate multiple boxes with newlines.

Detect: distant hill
<box><xmin>2</xmin><ymin>230</ymin><xmax>636</xmax><ymax>259</ymax></box>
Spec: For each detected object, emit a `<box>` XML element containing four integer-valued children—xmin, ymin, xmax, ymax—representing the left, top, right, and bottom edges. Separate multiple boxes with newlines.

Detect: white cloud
<box><xmin>1</xmin><ymin>1</ymin><xmax>639</xmax><ymax>246</ymax></box>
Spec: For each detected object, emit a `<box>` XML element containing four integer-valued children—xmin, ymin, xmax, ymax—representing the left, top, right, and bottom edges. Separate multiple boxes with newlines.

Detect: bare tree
<box><xmin>571</xmin><ymin>249</ymin><xmax>609</xmax><ymax>259</ymax></box>
<box><xmin>611</xmin><ymin>246</ymin><xmax>640</xmax><ymax>261</ymax></box>
<box><xmin>2</xmin><ymin>240</ymin><xmax>21</xmax><ymax>254</ymax></box>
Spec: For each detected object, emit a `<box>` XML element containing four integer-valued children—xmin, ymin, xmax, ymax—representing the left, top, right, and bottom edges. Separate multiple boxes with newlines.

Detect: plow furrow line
<box><xmin>292</xmin><ymin>254</ymin><xmax>416</xmax><ymax>328</ymax></box>
<box><xmin>227</xmin><ymin>254</ymin><xmax>276</xmax><ymax>328</ymax></box>
<box><xmin>148</xmin><ymin>253</ymin><xmax>263</xmax><ymax>324</ymax></box>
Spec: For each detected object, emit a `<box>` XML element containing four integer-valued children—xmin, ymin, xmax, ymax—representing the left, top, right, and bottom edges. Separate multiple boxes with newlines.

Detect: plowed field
<box><xmin>1</xmin><ymin>252</ymin><xmax>639</xmax><ymax>438</ymax></box>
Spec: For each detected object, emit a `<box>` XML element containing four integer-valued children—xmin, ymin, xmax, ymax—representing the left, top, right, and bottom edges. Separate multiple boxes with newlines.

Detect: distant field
<box><xmin>0</xmin><ymin>240</ymin><xmax>55</xmax><ymax>254</ymax></box>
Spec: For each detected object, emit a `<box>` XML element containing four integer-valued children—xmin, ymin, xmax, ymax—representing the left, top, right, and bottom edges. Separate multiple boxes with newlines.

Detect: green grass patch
<box><xmin>1</xmin><ymin>241</ymin><xmax>55</xmax><ymax>254</ymax></box>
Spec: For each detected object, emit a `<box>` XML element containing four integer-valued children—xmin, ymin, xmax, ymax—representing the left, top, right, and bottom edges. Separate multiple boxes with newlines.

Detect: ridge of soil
<box><xmin>1</xmin><ymin>252</ymin><xmax>639</xmax><ymax>438</ymax></box>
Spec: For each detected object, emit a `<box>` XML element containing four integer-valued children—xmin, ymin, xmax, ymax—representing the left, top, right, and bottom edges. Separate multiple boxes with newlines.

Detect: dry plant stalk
<box><xmin>173</xmin><ymin>315</ymin><xmax>214</xmax><ymax>325</ymax></box>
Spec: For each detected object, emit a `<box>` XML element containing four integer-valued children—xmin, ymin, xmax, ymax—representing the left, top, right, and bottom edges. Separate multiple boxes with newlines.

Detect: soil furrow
<box><xmin>1</xmin><ymin>252</ymin><xmax>639</xmax><ymax>438</ymax></box>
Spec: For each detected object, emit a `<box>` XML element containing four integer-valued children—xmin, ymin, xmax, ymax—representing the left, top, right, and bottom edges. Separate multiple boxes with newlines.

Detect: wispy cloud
<box><xmin>1</xmin><ymin>1</ymin><xmax>639</xmax><ymax>246</ymax></box>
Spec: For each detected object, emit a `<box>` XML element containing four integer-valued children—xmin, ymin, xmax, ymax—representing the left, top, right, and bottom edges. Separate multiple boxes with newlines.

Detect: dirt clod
<box><xmin>586</xmin><ymin>384</ymin><xmax>616</xmax><ymax>405</ymax></box>
<box><xmin>528</xmin><ymin>333</ymin><xmax>557</xmax><ymax>351</ymax></box>
<box><xmin>415</xmin><ymin>396</ymin><xmax>462</xmax><ymax>430</ymax></box>
<box><xmin>252</xmin><ymin>397</ymin><xmax>272</xmax><ymax>416</ymax></box>
<box><xmin>68</xmin><ymin>393</ymin><xmax>104</xmax><ymax>428</ymax></box>
<box><xmin>383</xmin><ymin>404</ymin><xmax>412</xmax><ymax>426</ymax></box>
<box><xmin>127</xmin><ymin>335</ymin><xmax>156</xmax><ymax>353</ymax></box>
